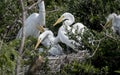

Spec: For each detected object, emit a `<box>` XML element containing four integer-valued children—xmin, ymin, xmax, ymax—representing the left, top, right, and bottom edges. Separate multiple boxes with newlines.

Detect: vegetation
<box><xmin>0</xmin><ymin>0</ymin><xmax>120</xmax><ymax>75</ymax></box>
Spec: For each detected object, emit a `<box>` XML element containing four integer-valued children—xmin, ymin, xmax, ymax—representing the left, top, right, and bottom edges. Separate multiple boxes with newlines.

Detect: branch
<box><xmin>15</xmin><ymin>0</ymin><xmax>26</xmax><ymax>75</ymax></box>
<box><xmin>89</xmin><ymin>39</ymin><xmax>101</xmax><ymax>58</ymax></box>
<box><xmin>100</xmin><ymin>24</ymin><xmax>107</xmax><ymax>30</ymax></box>
<box><xmin>19</xmin><ymin>0</ymin><xmax>26</xmax><ymax>55</ymax></box>
<box><xmin>0</xmin><ymin>40</ymin><xmax>3</xmax><ymax>50</ymax></box>
<box><xmin>46</xmin><ymin>8</ymin><xmax>61</xmax><ymax>13</ymax></box>
<box><xmin>105</xmin><ymin>34</ymin><xmax>117</xmax><ymax>40</ymax></box>
<box><xmin>26</xmin><ymin>0</ymin><xmax>43</xmax><ymax>10</ymax></box>
<box><xmin>88</xmin><ymin>36</ymin><xmax>106</xmax><ymax>58</ymax></box>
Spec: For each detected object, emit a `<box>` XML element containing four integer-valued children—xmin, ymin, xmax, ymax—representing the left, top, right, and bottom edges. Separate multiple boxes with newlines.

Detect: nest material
<box><xmin>26</xmin><ymin>50</ymin><xmax>89</xmax><ymax>75</ymax></box>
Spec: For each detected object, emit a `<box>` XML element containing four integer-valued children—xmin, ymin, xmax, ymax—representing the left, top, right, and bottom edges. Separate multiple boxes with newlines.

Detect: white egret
<box><xmin>72</xmin><ymin>23</ymin><xmax>85</xmax><ymax>34</ymax></box>
<box><xmin>35</xmin><ymin>26</ymin><xmax>63</xmax><ymax>56</ymax></box>
<box><xmin>16</xmin><ymin>0</ymin><xmax>45</xmax><ymax>39</ymax></box>
<box><xmin>106</xmin><ymin>13</ymin><xmax>120</xmax><ymax>35</ymax></box>
<box><xmin>53</xmin><ymin>13</ymin><xmax>85</xmax><ymax>51</ymax></box>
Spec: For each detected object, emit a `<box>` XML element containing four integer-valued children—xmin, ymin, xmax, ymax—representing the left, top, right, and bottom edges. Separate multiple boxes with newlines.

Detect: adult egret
<box><xmin>35</xmin><ymin>26</ymin><xmax>63</xmax><ymax>56</ymax></box>
<box><xmin>16</xmin><ymin>0</ymin><xmax>45</xmax><ymax>39</ymax></box>
<box><xmin>53</xmin><ymin>13</ymin><xmax>85</xmax><ymax>51</ymax></box>
<box><xmin>106</xmin><ymin>13</ymin><xmax>120</xmax><ymax>35</ymax></box>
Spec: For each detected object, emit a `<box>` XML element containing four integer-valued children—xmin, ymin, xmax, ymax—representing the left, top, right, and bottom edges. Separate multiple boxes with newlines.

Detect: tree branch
<box><xmin>15</xmin><ymin>0</ymin><xmax>26</xmax><ymax>75</ymax></box>
<box><xmin>88</xmin><ymin>36</ymin><xmax>106</xmax><ymax>58</ymax></box>
<box><xmin>26</xmin><ymin>0</ymin><xmax>43</xmax><ymax>10</ymax></box>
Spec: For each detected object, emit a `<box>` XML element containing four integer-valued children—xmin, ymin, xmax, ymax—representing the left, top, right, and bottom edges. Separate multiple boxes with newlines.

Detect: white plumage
<box><xmin>106</xmin><ymin>13</ymin><xmax>120</xmax><ymax>35</ymax></box>
<box><xmin>72</xmin><ymin>23</ymin><xmax>85</xmax><ymax>34</ymax></box>
<box><xmin>16</xmin><ymin>0</ymin><xmax>45</xmax><ymax>38</ymax></box>
<box><xmin>53</xmin><ymin>13</ymin><xmax>85</xmax><ymax>51</ymax></box>
<box><xmin>35</xmin><ymin>29</ymin><xmax>63</xmax><ymax>56</ymax></box>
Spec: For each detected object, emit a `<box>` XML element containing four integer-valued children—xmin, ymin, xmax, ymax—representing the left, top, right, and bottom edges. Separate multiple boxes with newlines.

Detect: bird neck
<box><xmin>54</xmin><ymin>36</ymin><xmax>60</xmax><ymax>44</ymax></box>
<box><xmin>38</xmin><ymin>0</ymin><xmax>46</xmax><ymax>26</ymax></box>
<box><xmin>39</xmin><ymin>31</ymin><xmax>50</xmax><ymax>42</ymax></box>
<box><xmin>62</xmin><ymin>22</ymin><xmax>71</xmax><ymax>31</ymax></box>
<box><xmin>63</xmin><ymin>17</ymin><xmax>74</xmax><ymax>26</ymax></box>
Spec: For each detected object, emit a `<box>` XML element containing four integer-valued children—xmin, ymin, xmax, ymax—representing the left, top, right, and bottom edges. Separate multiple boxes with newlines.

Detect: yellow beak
<box><xmin>36</xmin><ymin>26</ymin><xmax>45</xmax><ymax>32</ymax></box>
<box><xmin>104</xmin><ymin>19</ymin><xmax>112</xmax><ymax>28</ymax></box>
<box><xmin>35</xmin><ymin>39</ymin><xmax>41</xmax><ymax>50</ymax></box>
<box><xmin>53</xmin><ymin>16</ymin><xmax>64</xmax><ymax>26</ymax></box>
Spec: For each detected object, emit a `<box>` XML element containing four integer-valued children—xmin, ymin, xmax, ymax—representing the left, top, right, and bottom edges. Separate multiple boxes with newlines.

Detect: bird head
<box><xmin>35</xmin><ymin>26</ymin><xmax>45</xmax><ymax>50</ymax></box>
<box><xmin>53</xmin><ymin>13</ymin><xmax>75</xmax><ymax>26</ymax></box>
<box><xmin>105</xmin><ymin>13</ymin><xmax>117</xmax><ymax>28</ymax></box>
<box><xmin>104</xmin><ymin>19</ymin><xmax>112</xmax><ymax>28</ymax></box>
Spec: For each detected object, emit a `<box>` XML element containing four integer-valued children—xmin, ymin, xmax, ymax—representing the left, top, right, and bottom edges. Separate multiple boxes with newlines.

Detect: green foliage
<box><xmin>81</xmin><ymin>27</ymin><xmax>120</xmax><ymax>75</ymax></box>
<box><xmin>0</xmin><ymin>0</ymin><xmax>21</xmax><ymax>41</ymax></box>
<box><xmin>0</xmin><ymin>37</ymin><xmax>40</xmax><ymax>75</ymax></box>
<box><xmin>63</xmin><ymin>26</ymin><xmax>120</xmax><ymax>75</ymax></box>
<box><xmin>67</xmin><ymin>0</ymin><xmax>120</xmax><ymax>31</ymax></box>
<box><xmin>0</xmin><ymin>40</ymin><xmax>18</xmax><ymax>75</ymax></box>
<box><xmin>59</xmin><ymin>60</ymin><xmax>108</xmax><ymax>75</ymax></box>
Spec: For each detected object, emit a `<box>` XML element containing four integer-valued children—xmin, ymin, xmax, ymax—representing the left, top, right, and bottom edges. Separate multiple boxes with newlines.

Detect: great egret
<box><xmin>16</xmin><ymin>0</ymin><xmax>45</xmax><ymax>39</ymax></box>
<box><xmin>106</xmin><ymin>13</ymin><xmax>120</xmax><ymax>35</ymax></box>
<box><xmin>35</xmin><ymin>26</ymin><xmax>63</xmax><ymax>56</ymax></box>
<box><xmin>53</xmin><ymin>13</ymin><xmax>85</xmax><ymax>51</ymax></box>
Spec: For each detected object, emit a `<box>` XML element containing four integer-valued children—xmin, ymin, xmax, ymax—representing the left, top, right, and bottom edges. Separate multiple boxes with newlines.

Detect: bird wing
<box><xmin>72</xmin><ymin>23</ymin><xmax>85</xmax><ymax>34</ymax></box>
<box><xmin>16</xmin><ymin>13</ymin><xmax>40</xmax><ymax>38</ymax></box>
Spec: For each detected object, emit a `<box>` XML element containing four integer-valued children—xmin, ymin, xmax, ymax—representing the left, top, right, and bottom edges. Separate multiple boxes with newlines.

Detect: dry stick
<box><xmin>46</xmin><ymin>8</ymin><xmax>61</xmax><ymax>13</ymax></box>
<box><xmin>89</xmin><ymin>36</ymin><xmax>106</xmax><ymax>58</ymax></box>
<box><xmin>15</xmin><ymin>0</ymin><xmax>26</xmax><ymax>75</ymax></box>
<box><xmin>100</xmin><ymin>24</ymin><xmax>117</xmax><ymax>40</ymax></box>
<box><xmin>27</xmin><ymin>0</ymin><xmax>43</xmax><ymax>10</ymax></box>
<box><xmin>105</xmin><ymin>34</ymin><xmax>117</xmax><ymax>40</ymax></box>
<box><xmin>0</xmin><ymin>40</ymin><xmax>3</xmax><ymax>50</ymax></box>
<box><xmin>88</xmin><ymin>40</ymin><xmax>101</xmax><ymax>58</ymax></box>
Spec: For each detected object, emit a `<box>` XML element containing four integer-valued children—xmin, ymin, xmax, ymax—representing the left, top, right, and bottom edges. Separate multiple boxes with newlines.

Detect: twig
<box><xmin>26</xmin><ymin>0</ymin><xmax>43</xmax><ymax>10</ymax></box>
<box><xmin>100</xmin><ymin>24</ymin><xmax>107</xmax><ymax>30</ymax></box>
<box><xmin>88</xmin><ymin>36</ymin><xmax>106</xmax><ymax>58</ymax></box>
<box><xmin>46</xmin><ymin>8</ymin><xmax>61</xmax><ymax>13</ymax></box>
<box><xmin>89</xmin><ymin>40</ymin><xmax>101</xmax><ymax>58</ymax></box>
<box><xmin>0</xmin><ymin>40</ymin><xmax>3</xmax><ymax>50</ymax></box>
<box><xmin>105</xmin><ymin>34</ymin><xmax>117</xmax><ymax>40</ymax></box>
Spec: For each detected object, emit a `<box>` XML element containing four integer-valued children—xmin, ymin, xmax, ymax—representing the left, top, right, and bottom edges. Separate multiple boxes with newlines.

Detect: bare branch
<box><xmin>46</xmin><ymin>8</ymin><xmax>61</xmax><ymax>13</ymax></box>
<box><xmin>105</xmin><ymin>34</ymin><xmax>117</xmax><ymax>40</ymax></box>
<box><xmin>89</xmin><ymin>39</ymin><xmax>101</xmax><ymax>58</ymax></box>
<box><xmin>26</xmin><ymin>0</ymin><xmax>43</xmax><ymax>10</ymax></box>
<box><xmin>15</xmin><ymin>0</ymin><xmax>26</xmax><ymax>75</ymax></box>
<box><xmin>0</xmin><ymin>40</ymin><xmax>3</xmax><ymax>50</ymax></box>
<box><xmin>88</xmin><ymin>36</ymin><xmax>107</xmax><ymax>58</ymax></box>
<box><xmin>100</xmin><ymin>24</ymin><xmax>107</xmax><ymax>30</ymax></box>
